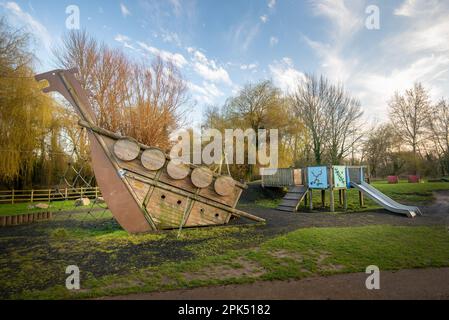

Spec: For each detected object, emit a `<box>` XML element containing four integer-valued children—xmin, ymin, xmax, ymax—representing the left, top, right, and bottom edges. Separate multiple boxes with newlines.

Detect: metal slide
<box><xmin>350</xmin><ymin>181</ymin><xmax>421</xmax><ymax>218</ymax></box>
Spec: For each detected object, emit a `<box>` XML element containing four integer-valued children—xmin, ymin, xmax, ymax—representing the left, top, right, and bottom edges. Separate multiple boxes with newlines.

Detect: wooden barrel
<box><xmin>214</xmin><ymin>176</ymin><xmax>236</xmax><ymax>196</ymax></box>
<box><xmin>191</xmin><ymin>167</ymin><xmax>213</xmax><ymax>188</ymax></box>
<box><xmin>114</xmin><ymin>139</ymin><xmax>140</xmax><ymax>161</ymax></box>
<box><xmin>141</xmin><ymin>148</ymin><xmax>166</xmax><ymax>171</ymax></box>
<box><xmin>166</xmin><ymin>161</ymin><xmax>190</xmax><ymax>180</ymax></box>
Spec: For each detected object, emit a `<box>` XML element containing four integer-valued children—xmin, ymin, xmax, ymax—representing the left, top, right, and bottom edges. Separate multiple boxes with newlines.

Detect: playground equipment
<box><xmin>35</xmin><ymin>69</ymin><xmax>264</xmax><ymax>234</ymax></box>
<box><xmin>262</xmin><ymin>165</ymin><xmax>421</xmax><ymax>218</ymax></box>
<box><xmin>348</xmin><ymin>167</ymin><xmax>421</xmax><ymax>218</ymax></box>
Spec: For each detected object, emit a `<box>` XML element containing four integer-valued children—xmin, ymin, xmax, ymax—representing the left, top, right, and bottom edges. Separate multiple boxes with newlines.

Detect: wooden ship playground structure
<box><xmin>261</xmin><ymin>166</ymin><xmax>421</xmax><ymax>218</ymax></box>
<box><xmin>35</xmin><ymin>68</ymin><xmax>264</xmax><ymax>234</ymax></box>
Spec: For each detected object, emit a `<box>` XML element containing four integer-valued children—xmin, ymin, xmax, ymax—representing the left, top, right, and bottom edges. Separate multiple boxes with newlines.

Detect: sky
<box><xmin>1</xmin><ymin>0</ymin><xmax>449</xmax><ymax>127</ymax></box>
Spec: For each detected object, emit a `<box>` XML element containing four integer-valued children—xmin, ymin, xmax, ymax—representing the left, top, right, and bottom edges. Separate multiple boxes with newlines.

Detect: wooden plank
<box><xmin>279</xmin><ymin>199</ymin><xmax>301</xmax><ymax>207</ymax></box>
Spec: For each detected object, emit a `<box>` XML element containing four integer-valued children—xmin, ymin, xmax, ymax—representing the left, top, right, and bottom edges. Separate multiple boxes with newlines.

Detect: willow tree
<box><xmin>0</xmin><ymin>18</ymin><xmax>58</xmax><ymax>187</ymax></box>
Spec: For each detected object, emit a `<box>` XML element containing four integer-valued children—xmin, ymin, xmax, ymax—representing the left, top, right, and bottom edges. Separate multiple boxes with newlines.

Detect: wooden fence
<box><xmin>0</xmin><ymin>187</ymin><xmax>101</xmax><ymax>204</ymax></box>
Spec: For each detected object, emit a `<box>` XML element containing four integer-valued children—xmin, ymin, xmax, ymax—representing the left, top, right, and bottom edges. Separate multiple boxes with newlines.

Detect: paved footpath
<box><xmin>105</xmin><ymin>267</ymin><xmax>449</xmax><ymax>300</ymax></box>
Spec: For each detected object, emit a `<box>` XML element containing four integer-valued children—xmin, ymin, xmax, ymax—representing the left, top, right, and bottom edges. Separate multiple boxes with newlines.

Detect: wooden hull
<box><xmin>100</xmin><ymin>134</ymin><xmax>242</xmax><ymax>230</ymax></box>
<box><xmin>35</xmin><ymin>68</ymin><xmax>263</xmax><ymax>234</ymax></box>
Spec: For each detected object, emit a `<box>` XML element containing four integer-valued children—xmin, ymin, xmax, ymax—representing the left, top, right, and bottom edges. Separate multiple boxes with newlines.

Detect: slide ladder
<box><xmin>277</xmin><ymin>186</ymin><xmax>309</xmax><ymax>212</ymax></box>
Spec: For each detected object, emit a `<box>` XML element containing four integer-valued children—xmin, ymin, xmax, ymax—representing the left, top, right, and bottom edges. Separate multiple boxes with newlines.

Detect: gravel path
<box><xmin>104</xmin><ymin>267</ymin><xmax>449</xmax><ymax>300</ymax></box>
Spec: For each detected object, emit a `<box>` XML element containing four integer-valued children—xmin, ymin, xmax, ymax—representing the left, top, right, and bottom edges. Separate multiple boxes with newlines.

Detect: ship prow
<box><xmin>35</xmin><ymin>68</ymin><xmax>264</xmax><ymax>233</ymax></box>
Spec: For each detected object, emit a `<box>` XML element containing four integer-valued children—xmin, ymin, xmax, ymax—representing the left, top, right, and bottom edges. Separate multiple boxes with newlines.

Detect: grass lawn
<box><xmin>0</xmin><ymin>200</ymin><xmax>101</xmax><ymax>216</ymax></box>
<box><xmin>1</xmin><ymin>181</ymin><xmax>449</xmax><ymax>299</ymax></box>
<box><xmin>2</xmin><ymin>223</ymin><xmax>448</xmax><ymax>299</ymax></box>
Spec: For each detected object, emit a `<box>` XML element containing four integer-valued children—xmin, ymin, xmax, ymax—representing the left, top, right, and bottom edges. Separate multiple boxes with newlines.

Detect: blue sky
<box><xmin>2</xmin><ymin>0</ymin><xmax>449</xmax><ymax>126</ymax></box>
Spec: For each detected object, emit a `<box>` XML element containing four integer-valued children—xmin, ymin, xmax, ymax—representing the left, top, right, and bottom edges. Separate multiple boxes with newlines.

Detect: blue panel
<box><xmin>307</xmin><ymin>166</ymin><xmax>328</xmax><ymax>189</ymax></box>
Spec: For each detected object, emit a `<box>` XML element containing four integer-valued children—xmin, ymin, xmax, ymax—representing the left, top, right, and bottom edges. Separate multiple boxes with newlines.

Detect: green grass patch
<box><xmin>4</xmin><ymin>224</ymin><xmax>449</xmax><ymax>299</ymax></box>
<box><xmin>0</xmin><ymin>200</ymin><xmax>92</xmax><ymax>216</ymax></box>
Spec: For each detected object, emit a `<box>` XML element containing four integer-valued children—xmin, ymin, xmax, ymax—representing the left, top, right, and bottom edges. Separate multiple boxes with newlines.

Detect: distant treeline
<box><xmin>1</xmin><ymin>18</ymin><xmax>448</xmax><ymax>189</ymax></box>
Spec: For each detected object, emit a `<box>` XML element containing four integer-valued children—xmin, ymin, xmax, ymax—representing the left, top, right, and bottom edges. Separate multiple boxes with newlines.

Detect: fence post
<box><xmin>95</xmin><ymin>187</ymin><xmax>98</xmax><ymax>199</ymax></box>
<box><xmin>48</xmin><ymin>189</ymin><xmax>51</xmax><ymax>203</ymax></box>
<box><xmin>65</xmin><ymin>188</ymin><xmax>68</xmax><ymax>200</ymax></box>
<box><xmin>31</xmin><ymin>189</ymin><xmax>34</xmax><ymax>203</ymax></box>
<box><xmin>80</xmin><ymin>187</ymin><xmax>83</xmax><ymax>199</ymax></box>
<box><xmin>12</xmin><ymin>189</ymin><xmax>14</xmax><ymax>204</ymax></box>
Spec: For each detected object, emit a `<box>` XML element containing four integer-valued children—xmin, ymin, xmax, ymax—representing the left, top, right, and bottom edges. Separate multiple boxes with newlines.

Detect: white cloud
<box><xmin>120</xmin><ymin>3</ymin><xmax>131</xmax><ymax>17</ymax></box>
<box><xmin>269</xmin><ymin>36</ymin><xmax>279</xmax><ymax>46</ymax></box>
<box><xmin>310</xmin><ymin>0</ymin><xmax>363</xmax><ymax>42</ymax></box>
<box><xmin>230</xmin><ymin>20</ymin><xmax>260</xmax><ymax>52</ymax></box>
<box><xmin>160</xmin><ymin>30</ymin><xmax>181</xmax><ymax>46</ymax></box>
<box><xmin>188</xmin><ymin>81</ymin><xmax>224</xmax><ymax>105</ymax></box>
<box><xmin>188</xmin><ymin>49</ymin><xmax>233</xmax><ymax>85</ymax></box>
<box><xmin>240</xmin><ymin>63</ymin><xmax>257</xmax><ymax>71</ymax></box>
<box><xmin>260</xmin><ymin>15</ymin><xmax>268</xmax><ymax>23</ymax></box>
<box><xmin>394</xmin><ymin>0</ymin><xmax>442</xmax><ymax>17</ymax></box>
<box><xmin>137</xmin><ymin>42</ymin><xmax>188</xmax><ymax>68</ymax></box>
<box><xmin>269</xmin><ymin>58</ymin><xmax>305</xmax><ymax>93</ymax></box>
<box><xmin>268</xmin><ymin>0</ymin><xmax>276</xmax><ymax>9</ymax></box>
<box><xmin>1</xmin><ymin>1</ymin><xmax>52</xmax><ymax>51</ymax></box>
<box><xmin>114</xmin><ymin>34</ymin><xmax>135</xmax><ymax>50</ymax></box>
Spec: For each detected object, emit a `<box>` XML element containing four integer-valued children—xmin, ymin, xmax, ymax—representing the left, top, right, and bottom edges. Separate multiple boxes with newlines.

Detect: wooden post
<box><xmin>343</xmin><ymin>189</ymin><xmax>348</xmax><ymax>211</ymax></box>
<box><xmin>339</xmin><ymin>190</ymin><xmax>343</xmax><ymax>205</ymax></box>
<box><xmin>65</xmin><ymin>188</ymin><xmax>68</xmax><ymax>200</ymax></box>
<box><xmin>304</xmin><ymin>193</ymin><xmax>308</xmax><ymax>207</ymax></box>
<box><xmin>321</xmin><ymin>190</ymin><xmax>326</xmax><ymax>208</ymax></box>
<box><xmin>359</xmin><ymin>191</ymin><xmax>365</xmax><ymax>208</ymax></box>
<box><xmin>31</xmin><ymin>189</ymin><xmax>34</xmax><ymax>203</ymax></box>
<box><xmin>330</xmin><ymin>189</ymin><xmax>335</xmax><ymax>212</ymax></box>
<box><xmin>80</xmin><ymin>187</ymin><xmax>83</xmax><ymax>199</ymax></box>
<box><xmin>309</xmin><ymin>189</ymin><xmax>313</xmax><ymax>210</ymax></box>
<box><xmin>48</xmin><ymin>188</ymin><xmax>51</xmax><ymax>202</ymax></box>
<box><xmin>12</xmin><ymin>189</ymin><xmax>14</xmax><ymax>204</ymax></box>
<box><xmin>95</xmin><ymin>187</ymin><xmax>98</xmax><ymax>199</ymax></box>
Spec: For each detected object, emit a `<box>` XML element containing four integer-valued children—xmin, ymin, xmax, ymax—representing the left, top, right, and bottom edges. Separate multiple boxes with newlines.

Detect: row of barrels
<box><xmin>0</xmin><ymin>212</ymin><xmax>52</xmax><ymax>227</ymax></box>
<box><xmin>114</xmin><ymin>139</ymin><xmax>236</xmax><ymax>196</ymax></box>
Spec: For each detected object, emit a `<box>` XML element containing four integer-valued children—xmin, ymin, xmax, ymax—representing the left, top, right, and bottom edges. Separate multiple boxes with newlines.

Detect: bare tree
<box><xmin>290</xmin><ymin>74</ymin><xmax>330</xmax><ymax>164</ymax></box>
<box><xmin>388</xmin><ymin>83</ymin><xmax>431</xmax><ymax>174</ymax></box>
<box><xmin>55</xmin><ymin>30</ymin><xmax>189</xmax><ymax>149</ymax></box>
<box><xmin>428</xmin><ymin>99</ymin><xmax>449</xmax><ymax>175</ymax></box>
<box><xmin>324</xmin><ymin>82</ymin><xmax>363</xmax><ymax>164</ymax></box>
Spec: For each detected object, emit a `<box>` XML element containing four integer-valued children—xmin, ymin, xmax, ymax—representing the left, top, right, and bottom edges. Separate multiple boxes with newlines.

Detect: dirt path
<box><xmin>104</xmin><ymin>267</ymin><xmax>449</xmax><ymax>300</ymax></box>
